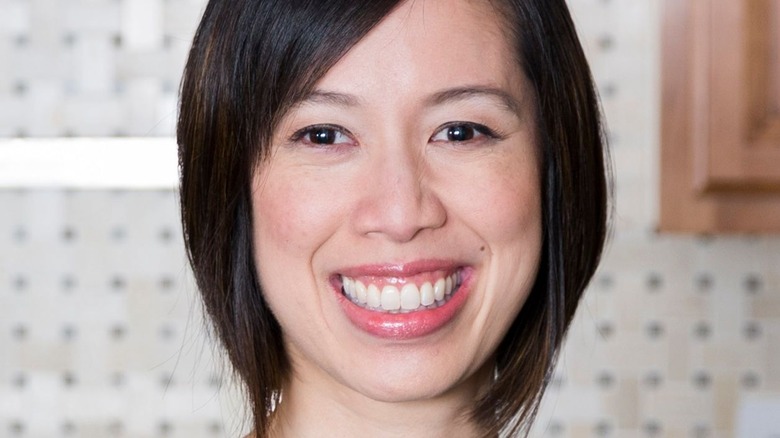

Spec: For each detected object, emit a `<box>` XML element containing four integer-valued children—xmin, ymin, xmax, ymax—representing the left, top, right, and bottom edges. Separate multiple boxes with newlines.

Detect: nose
<box><xmin>351</xmin><ymin>146</ymin><xmax>446</xmax><ymax>243</ymax></box>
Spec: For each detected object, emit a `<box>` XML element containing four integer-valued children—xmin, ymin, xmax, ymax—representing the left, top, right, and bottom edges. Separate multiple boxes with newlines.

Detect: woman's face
<box><xmin>252</xmin><ymin>0</ymin><xmax>541</xmax><ymax>405</ymax></box>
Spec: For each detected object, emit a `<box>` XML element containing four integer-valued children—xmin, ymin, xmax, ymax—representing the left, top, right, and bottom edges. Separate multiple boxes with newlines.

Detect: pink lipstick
<box><xmin>332</xmin><ymin>261</ymin><xmax>473</xmax><ymax>340</ymax></box>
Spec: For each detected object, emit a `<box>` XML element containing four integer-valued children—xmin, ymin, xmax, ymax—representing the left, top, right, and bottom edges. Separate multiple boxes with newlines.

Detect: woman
<box><xmin>178</xmin><ymin>0</ymin><xmax>608</xmax><ymax>436</ymax></box>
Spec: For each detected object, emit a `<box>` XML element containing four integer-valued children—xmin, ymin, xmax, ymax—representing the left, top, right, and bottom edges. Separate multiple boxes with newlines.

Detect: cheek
<box><xmin>251</xmin><ymin>172</ymin><xmax>333</xmax><ymax>319</ymax></box>
<box><xmin>446</xmin><ymin>156</ymin><xmax>541</xmax><ymax>245</ymax></box>
<box><xmin>486</xmin><ymin>182</ymin><xmax>539</xmax><ymax>240</ymax></box>
<box><xmin>252</xmin><ymin>171</ymin><xmax>336</xmax><ymax>255</ymax></box>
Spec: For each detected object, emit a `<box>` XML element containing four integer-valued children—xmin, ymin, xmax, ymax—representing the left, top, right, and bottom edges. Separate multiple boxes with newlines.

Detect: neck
<box><xmin>267</xmin><ymin>362</ymin><xmax>494</xmax><ymax>438</ymax></box>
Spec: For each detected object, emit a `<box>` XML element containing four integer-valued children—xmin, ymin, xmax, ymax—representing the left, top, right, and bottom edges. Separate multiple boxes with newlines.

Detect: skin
<box><xmin>251</xmin><ymin>0</ymin><xmax>542</xmax><ymax>436</ymax></box>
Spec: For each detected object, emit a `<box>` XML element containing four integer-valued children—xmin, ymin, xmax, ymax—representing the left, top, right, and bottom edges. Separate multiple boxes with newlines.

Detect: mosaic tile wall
<box><xmin>2</xmin><ymin>0</ymin><xmax>780</xmax><ymax>437</ymax></box>
<box><xmin>0</xmin><ymin>189</ymin><xmax>248</xmax><ymax>437</ymax></box>
<box><xmin>0</xmin><ymin>0</ymin><xmax>203</xmax><ymax>137</ymax></box>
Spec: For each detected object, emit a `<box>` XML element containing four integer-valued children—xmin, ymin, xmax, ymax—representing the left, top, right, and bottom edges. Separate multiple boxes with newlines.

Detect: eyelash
<box><xmin>289</xmin><ymin>124</ymin><xmax>356</xmax><ymax>147</ymax></box>
<box><xmin>288</xmin><ymin>121</ymin><xmax>504</xmax><ymax>148</ymax></box>
<box><xmin>429</xmin><ymin>121</ymin><xmax>504</xmax><ymax>144</ymax></box>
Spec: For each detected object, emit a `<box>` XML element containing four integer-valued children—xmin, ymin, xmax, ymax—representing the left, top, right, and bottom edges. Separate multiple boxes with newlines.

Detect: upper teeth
<box><xmin>341</xmin><ymin>271</ymin><xmax>462</xmax><ymax>313</ymax></box>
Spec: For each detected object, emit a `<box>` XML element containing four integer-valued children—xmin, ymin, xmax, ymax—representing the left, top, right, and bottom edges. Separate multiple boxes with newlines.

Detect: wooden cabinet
<box><xmin>661</xmin><ymin>0</ymin><xmax>780</xmax><ymax>232</ymax></box>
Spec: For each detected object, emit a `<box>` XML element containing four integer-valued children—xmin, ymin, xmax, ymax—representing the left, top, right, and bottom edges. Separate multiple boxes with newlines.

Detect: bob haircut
<box><xmin>178</xmin><ymin>0</ymin><xmax>608</xmax><ymax>436</ymax></box>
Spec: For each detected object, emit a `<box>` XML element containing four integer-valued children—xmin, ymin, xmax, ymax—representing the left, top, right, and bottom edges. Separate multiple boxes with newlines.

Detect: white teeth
<box><xmin>420</xmin><ymin>282</ymin><xmax>434</xmax><ymax>306</ymax></box>
<box><xmin>367</xmin><ymin>284</ymin><xmax>381</xmax><ymax>308</ymax></box>
<box><xmin>343</xmin><ymin>276</ymin><xmax>355</xmax><ymax>299</ymax></box>
<box><xmin>400</xmin><ymin>283</ymin><xmax>421</xmax><ymax>310</ymax></box>
<box><xmin>433</xmin><ymin>278</ymin><xmax>446</xmax><ymax>301</ymax></box>
<box><xmin>380</xmin><ymin>285</ymin><xmax>401</xmax><ymax>311</ymax></box>
<box><xmin>341</xmin><ymin>271</ymin><xmax>463</xmax><ymax>312</ymax></box>
<box><xmin>355</xmin><ymin>280</ymin><xmax>368</xmax><ymax>304</ymax></box>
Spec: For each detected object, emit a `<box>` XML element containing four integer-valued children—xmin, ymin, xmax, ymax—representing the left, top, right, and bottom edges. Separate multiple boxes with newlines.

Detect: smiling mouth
<box><xmin>339</xmin><ymin>269</ymin><xmax>464</xmax><ymax>313</ymax></box>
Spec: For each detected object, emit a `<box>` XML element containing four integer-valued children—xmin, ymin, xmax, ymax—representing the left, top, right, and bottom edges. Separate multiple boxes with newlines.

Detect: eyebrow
<box><xmin>297</xmin><ymin>90</ymin><xmax>362</xmax><ymax>108</ymax></box>
<box><xmin>297</xmin><ymin>85</ymin><xmax>522</xmax><ymax>114</ymax></box>
<box><xmin>425</xmin><ymin>86</ymin><xmax>522</xmax><ymax>114</ymax></box>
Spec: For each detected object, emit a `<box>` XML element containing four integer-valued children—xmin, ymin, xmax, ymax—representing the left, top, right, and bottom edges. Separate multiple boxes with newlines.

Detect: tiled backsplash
<box><xmin>0</xmin><ymin>0</ymin><xmax>203</xmax><ymax>137</ymax></box>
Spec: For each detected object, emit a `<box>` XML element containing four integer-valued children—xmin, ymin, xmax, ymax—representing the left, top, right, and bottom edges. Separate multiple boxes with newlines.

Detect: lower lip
<box><xmin>335</xmin><ymin>269</ymin><xmax>473</xmax><ymax>340</ymax></box>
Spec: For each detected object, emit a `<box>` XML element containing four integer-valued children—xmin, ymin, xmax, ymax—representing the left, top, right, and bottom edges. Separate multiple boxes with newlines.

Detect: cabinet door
<box><xmin>661</xmin><ymin>0</ymin><xmax>780</xmax><ymax>232</ymax></box>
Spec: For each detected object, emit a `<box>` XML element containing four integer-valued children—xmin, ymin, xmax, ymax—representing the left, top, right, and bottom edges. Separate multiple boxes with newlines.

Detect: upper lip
<box><xmin>335</xmin><ymin>259</ymin><xmax>464</xmax><ymax>278</ymax></box>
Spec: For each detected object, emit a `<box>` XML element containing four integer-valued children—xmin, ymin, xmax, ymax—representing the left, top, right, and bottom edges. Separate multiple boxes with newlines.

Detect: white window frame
<box><xmin>0</xmin><ymin>138</ymin><xmax>179</xmax><ymax>189</ymax></box>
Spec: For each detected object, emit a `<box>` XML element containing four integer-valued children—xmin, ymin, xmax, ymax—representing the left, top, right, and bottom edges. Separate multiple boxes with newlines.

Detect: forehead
<box><xmin>314</xmin><ymin>0</ymin><xmax>522</xmax><ymax>101</ymax></box>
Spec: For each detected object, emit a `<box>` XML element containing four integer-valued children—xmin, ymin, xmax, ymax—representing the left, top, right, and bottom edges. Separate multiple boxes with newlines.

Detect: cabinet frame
<box><xmin>660</xmin><ymin>0</ymin><xmax>780</xmax><ymax>233</ymax></box>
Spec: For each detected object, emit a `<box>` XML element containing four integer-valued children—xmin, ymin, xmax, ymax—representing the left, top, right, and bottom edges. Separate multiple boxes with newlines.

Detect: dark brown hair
<box><xmin>177</xmin><ymin>0</ymin><xmax>608</xmax><ymax>436</ymax></box>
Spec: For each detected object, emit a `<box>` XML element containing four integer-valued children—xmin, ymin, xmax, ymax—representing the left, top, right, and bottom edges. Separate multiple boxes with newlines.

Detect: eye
<box><xmin>429</xmin><ymin>122</ymin><xmax>500</xmax><ymax>144</ymax></box>
<box><xmin>290</xmin><ymin>124</ymin><xmax>355</xmax><ymax>147</ymax></box>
